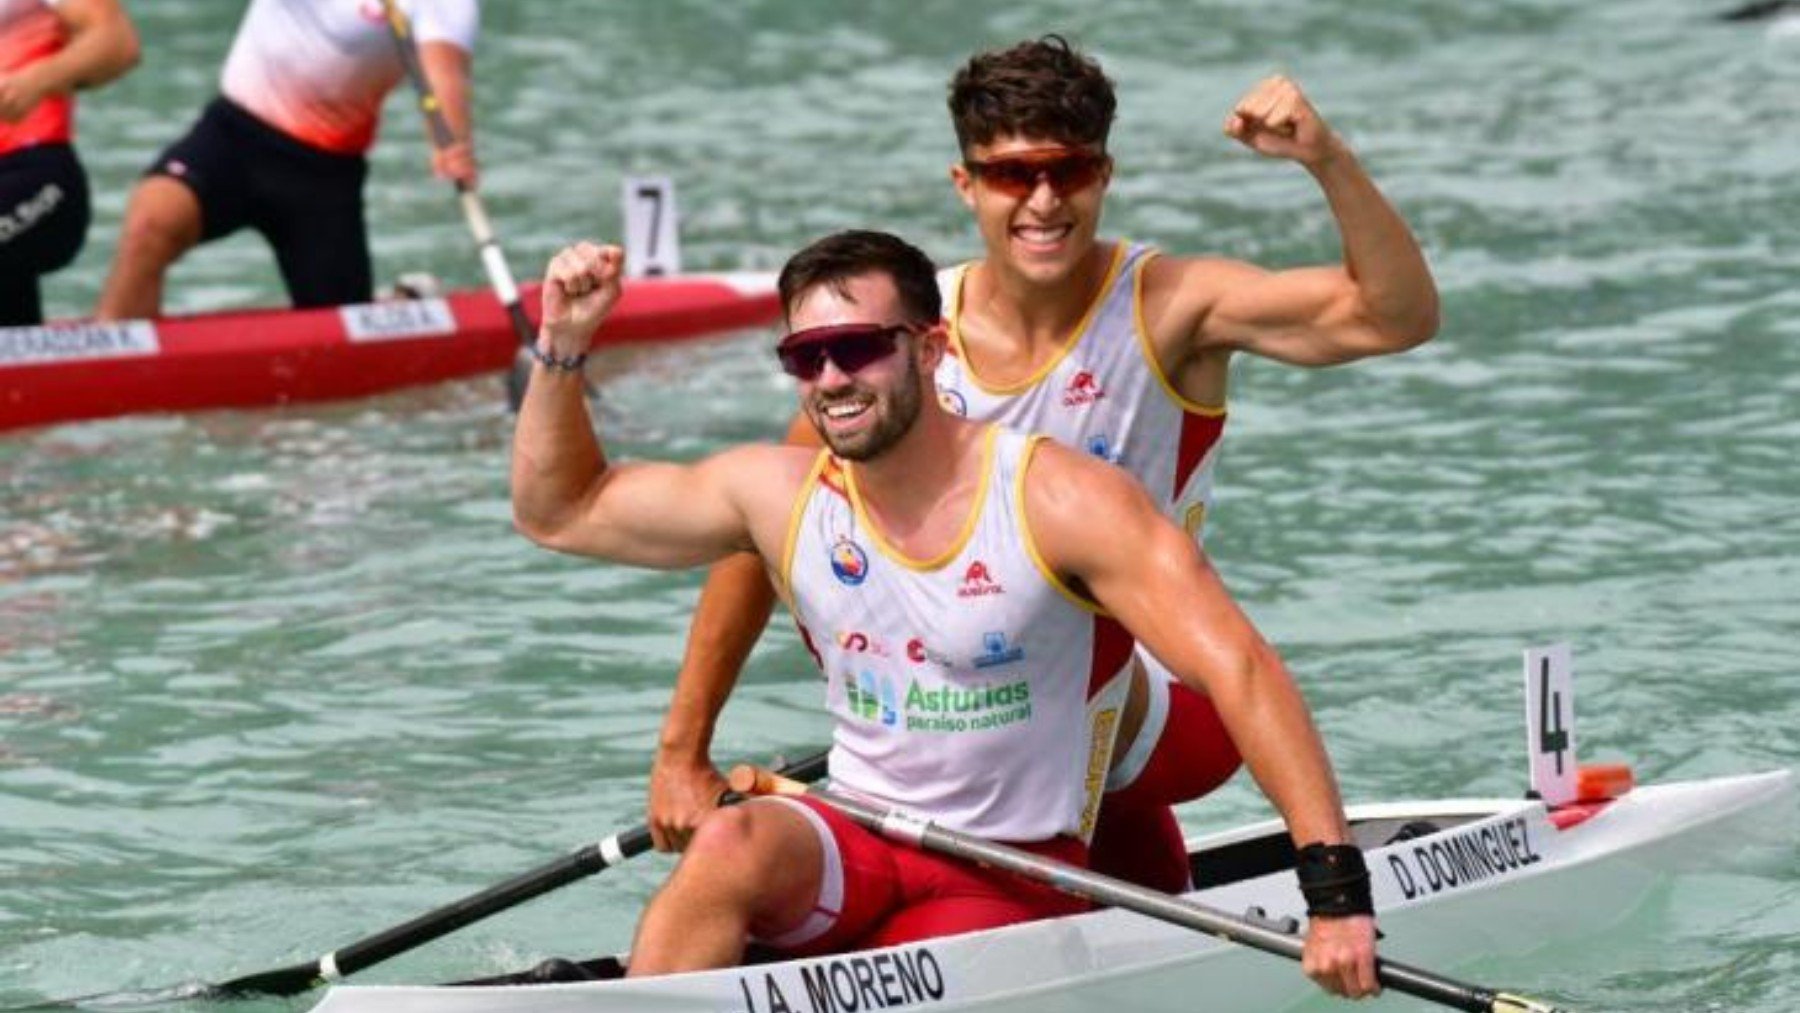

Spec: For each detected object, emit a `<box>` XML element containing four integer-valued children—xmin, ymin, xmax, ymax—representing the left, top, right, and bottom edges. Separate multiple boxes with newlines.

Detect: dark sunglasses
<box><xmin>964</xmin><ymin>149</ymin><xmax>1109</xmax><ymax>199</ymax></box>
<box><xmin>775</xmin><ymin>322</ymin><xmax>915</xmax><ymax>381</ymax></box>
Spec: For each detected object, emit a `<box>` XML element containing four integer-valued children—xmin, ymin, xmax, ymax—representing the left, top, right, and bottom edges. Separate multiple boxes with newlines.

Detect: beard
<box><xmin>809</xmin><ymin>353</ymin><xmax>924</xmax><ymax>462</ymax></box>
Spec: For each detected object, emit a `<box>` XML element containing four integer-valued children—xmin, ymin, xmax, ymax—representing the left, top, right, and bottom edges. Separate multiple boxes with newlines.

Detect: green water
<box><xmin>3</xmin><ymin>2</ymin><xmax>1797</xmax><ymax>1010</ymax></box>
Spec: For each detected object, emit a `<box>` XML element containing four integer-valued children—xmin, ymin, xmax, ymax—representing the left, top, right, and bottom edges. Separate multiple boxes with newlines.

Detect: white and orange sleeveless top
<box><xmin>780</xmin><ymin>426</ymin><xmax>1134</xmax><ymax>843</ymax></box>
<box><xmin>219</xmin><ymin>0</ymin><xmax>478</xmax><ymax>155</ymax></box>
<box><xmin>934</xmin><ymin>241</ymin><xmax>1227</xmax><ymax>542</ymax></box>
<box><xmin>0</xmin><ymin>0</ymin><xmax>71</xmax><ymax>154</ymax></box>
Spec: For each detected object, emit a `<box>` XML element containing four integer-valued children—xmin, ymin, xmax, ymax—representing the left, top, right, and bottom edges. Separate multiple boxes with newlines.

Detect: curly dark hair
<box><xmin>947</xmin><ymin>34</ymin><xmax>1117</xmax><ymax>156</ymax></box>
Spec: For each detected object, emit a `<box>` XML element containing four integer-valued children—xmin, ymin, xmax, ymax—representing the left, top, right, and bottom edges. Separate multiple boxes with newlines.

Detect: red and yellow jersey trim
<box><xmin>844</xmin><ymin>425</ymin><xmax>998</xmax><ymax>572</ymax></box>
<box><xmin>946</xmin><ymin>242</ymin><xmax>1129</xmax><ymax>396</ymax></box>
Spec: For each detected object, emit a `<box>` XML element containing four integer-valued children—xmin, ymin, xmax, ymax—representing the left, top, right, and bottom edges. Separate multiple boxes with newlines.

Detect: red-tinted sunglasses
<box><xmin>775</xmin><ymin>322</ymin><xmax>916</xmax><ymax>381</ymax></box>
<box><xmin>965</xmin><ymin>149</ymin><xmax>1109</xmax><ymax>199</ymax></box>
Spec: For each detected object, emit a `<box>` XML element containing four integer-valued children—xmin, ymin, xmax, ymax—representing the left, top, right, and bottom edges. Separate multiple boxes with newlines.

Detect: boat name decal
<box><xmin>1385</xmin><ymin>814</ymin><xmax>1543</xmax><ymax>900</ymax></box>
<box><xmin>341</xmin><ymin>299</ymin><xmax>457</xmax><ymax>342</ymax></box>
<box><xmin>0</xmin><ymin>322</ymin><xmax>159</xmax><ymax>366</ymax></box>
<box><xmin>734</xmin><ymin>945</ymin><xmax>946</xmax><ymax>1013</ymax></box>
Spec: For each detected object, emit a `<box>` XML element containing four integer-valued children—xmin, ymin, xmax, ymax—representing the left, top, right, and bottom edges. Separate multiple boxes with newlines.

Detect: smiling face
<box><xmin>951</xmin><ymin>134</ymin><xmax>1112</xmax><ymax>287</ymax></box>
<box><xmin>786</xmin><ymin>272</ymin><xmax>939</xmax><ymax>461</ymax></box>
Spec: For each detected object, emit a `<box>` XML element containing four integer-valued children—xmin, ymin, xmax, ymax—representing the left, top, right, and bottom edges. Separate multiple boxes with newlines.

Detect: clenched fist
<box><xmin>1222</xmin><ymin>75</ymin><xmax>1343</xmax><ymax>169</ymax></box>
<box><xmin>539</xmin><ymin>241</ymin><xmax>625</xmax><ymax>358</ymax></box>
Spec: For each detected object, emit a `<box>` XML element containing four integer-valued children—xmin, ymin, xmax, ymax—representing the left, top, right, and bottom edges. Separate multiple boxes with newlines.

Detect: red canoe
<box><xmin>0</xmin><ymin>273</ymin><xmax>779</xmax><ymax>434</ymax></box>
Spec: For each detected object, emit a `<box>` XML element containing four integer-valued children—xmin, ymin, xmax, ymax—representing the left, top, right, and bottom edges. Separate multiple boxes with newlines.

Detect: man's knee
<box><xmin>680</xmin><ymin>803</ymin><xmax>817</xmax><ymax>893</ymax></box>
<box><xmin>116</xmin><ymin>179</ymin><xmax>202</xmax><ymax>264</ymax></box>
<box><xmin>684</xmin><ymin>805</ymin><xmax>762</xmax><ymax>866</ymax></box>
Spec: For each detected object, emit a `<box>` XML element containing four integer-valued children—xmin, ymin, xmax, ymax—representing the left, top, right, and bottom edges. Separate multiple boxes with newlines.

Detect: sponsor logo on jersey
<box><xmin>972</xmin><ymin>631</ymin><xmax>1025</xmax><ymax>669</ymax></box>
<box><xmin>830</xmin><ymin>538</ymin><xmax>869</xmax><ymax>586</ymax></box>
<box><xmin>838</xmin><ymin>630</ymin><xmax>891</xmax><ymax>656</ymax></box>
<box><xmin>844</xmin><ymin>669</ymin><xmax>900</xmax><ymax>727</ymax></box>
<box><xmin>1062</xmin><ymin>369</ymin><xmax>1105</xmax><ymax>407</ymax></box>
<box><xmin>906</xmin><ymin>637</ymin><xmax>954</xmax><ymax>666</ymax></box>
<box><xmin>842</xmin><ymin>667</ymin><xmax>1036</xmax><ymax>733</ymax></box>
<box><xmin>938</xmin><ymin>388</ymin><xmax>968</xmax><ymax>417</ymax></box>
<box><xmin>1086</xmin><ymin>434</ymin><xmax>1123</xmax><ymax>464</ymax></box>
<box><xmin>957</xmin><ymin>560</ymin><xmax>1003</xmax><ymax>598</ymax></box>
<box><xmin>1079</xmin><ymin>708</ymin><xmax>1120</xmax><ymax>838</ymax></box>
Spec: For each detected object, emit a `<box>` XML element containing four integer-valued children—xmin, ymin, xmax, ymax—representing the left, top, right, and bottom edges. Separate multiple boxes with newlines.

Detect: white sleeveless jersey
<box><xmin>220</xmin><ymin>0</ymin><xmax>479</xmax><ymax>155</ymax></box>
<box><xmin>934</xmin><ymin>242</ymin><xmax>1227</xmax><ymax>542</ymax></box>
<box><xmin>780</xmin><ymin>427</ymin><xmax>1134</xmax><ymax>842</ymax></box>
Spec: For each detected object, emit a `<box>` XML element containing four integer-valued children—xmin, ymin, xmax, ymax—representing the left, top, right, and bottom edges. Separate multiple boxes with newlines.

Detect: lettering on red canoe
<box><xmin>0</xmin><ymin>321</ymin><xmax>158</xmax><ymax>366</ymax></box>
<box><xmin>341</xmin><ymin>299</ymin><xmax>457</xmax><ymax>342</ymax></box>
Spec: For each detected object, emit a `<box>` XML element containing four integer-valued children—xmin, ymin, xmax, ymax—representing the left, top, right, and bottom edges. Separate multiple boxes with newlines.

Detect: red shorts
<box><xmin>755</xmin><ymin>796</ymin><xmax>1090</xmax><ymax>956</ymax></box>
<box><xmin>1089</xmin><ymin>678</ymin><xmax>1242</xmax><ymax>892</ymax></box>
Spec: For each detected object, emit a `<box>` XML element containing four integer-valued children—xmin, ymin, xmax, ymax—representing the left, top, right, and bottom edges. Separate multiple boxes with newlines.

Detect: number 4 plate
<box><xmin>1524</xmin><ymin>644</ymin><xmax>1577</xmax><ymax>805</ymax></box>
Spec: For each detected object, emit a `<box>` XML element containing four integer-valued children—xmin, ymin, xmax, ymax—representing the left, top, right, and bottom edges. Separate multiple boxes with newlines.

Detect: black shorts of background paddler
<box><xmin>147</xmin><ymin>97</ymin><xmax>373</xmax><ymax>308</ymax></box>
<box><xmin>0</xmin><ymin>142</ymin><xmax>91</xmax><ymax>325</ymax></box>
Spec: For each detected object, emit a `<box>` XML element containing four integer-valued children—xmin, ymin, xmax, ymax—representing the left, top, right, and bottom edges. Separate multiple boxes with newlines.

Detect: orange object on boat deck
<box><xmin>1549</xmin><ymin>763</ymin><xmax>1637</xmax><ymax>830</ymax></box>
<box><xmin>1576</xmin><ymin>763</ymin><xmax>1635</xmax><ymax>802</ymax></box>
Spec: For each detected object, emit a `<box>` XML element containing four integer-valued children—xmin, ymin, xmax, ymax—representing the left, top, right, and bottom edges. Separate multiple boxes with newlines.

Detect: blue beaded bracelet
<box><xmin>530</xmin><ymin>343</ymin><xmax>588</xmax><ymax>373</ymax></box>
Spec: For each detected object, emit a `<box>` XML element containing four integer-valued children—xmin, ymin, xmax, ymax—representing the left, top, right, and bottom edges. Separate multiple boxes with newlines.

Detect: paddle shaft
<box><xmin>733</xmin><ymin>770</ymin><xmax>1563</xmax><ymax>1013</ymax></box>
<box><xmin>212</xmin><ymin>749</ymin><xmax>831</xmax><ymax>997</ymax></box>
<box><xmin>378</xmin><ymin>0</ymin><xmax>537</xmax><ymax>408</ymax></box>
<box><xmin>2</xmin><ymin>752</ymin><xmax>832</xmax><ymax>1011</ymax></box>
<box><xmin>216</xmin><ymin>834</ymin><xmax>652</xmax><ymax>997</ymax></box>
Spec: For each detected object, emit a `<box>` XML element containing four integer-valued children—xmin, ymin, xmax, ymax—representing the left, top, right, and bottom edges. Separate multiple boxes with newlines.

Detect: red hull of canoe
<box><xmin>0</xmin><ymin>275</ymin><xmax>779</xmax><ymax>433</ymax></box>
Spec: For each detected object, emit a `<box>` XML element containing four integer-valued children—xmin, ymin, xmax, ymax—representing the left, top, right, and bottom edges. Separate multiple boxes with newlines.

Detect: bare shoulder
<box><xmin>1140</xmin><ymin>254</ymin><xmax>1266</xmax><ymax>352</ymax></box>
<box><xmin>711</xmin><ymin>442</ymin><xmax>822</xmax><ymax>496</ymax></box>
<box><xmin>1023</xmin><ymin>439</ymin><xmax>1158</xmax><ymax>531</ymax></box>
<box><xmin>1021</xmin><ymin>439</ymin><xmax>1185</xmax><ymax>590</ymax></box>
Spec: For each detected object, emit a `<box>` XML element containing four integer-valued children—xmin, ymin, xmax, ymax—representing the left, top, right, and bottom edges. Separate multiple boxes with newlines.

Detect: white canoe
<box><xmin>308</xmin><ymin>768</ymin><xmax>1792</xmax><ymax>1013</ymax></box>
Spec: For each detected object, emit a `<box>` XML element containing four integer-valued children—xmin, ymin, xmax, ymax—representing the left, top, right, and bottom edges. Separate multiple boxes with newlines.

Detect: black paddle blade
<box><xmin>0</xmin><ymin>959</ymin><xmax>321</xmax><ymax>1012</ymax></box>
<box><xmin>13</xmin><ymin>749</ymin><xmax>829</xmax><ymax>1011</ymax></box>
<box><xmin>1718</xmin><ymin>1</ymin><xmax>1799</xmax><ymax>21</ymax></box>
<box><xmin>206</xmin><ymin>961</ymin><xmax>325</xmax><ymax>999</ymax></box>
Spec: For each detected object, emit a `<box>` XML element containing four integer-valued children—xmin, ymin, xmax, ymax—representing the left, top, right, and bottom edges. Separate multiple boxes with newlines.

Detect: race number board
<box><xmin>1524</xmin><ymin>644</ymin><xmax>1577</xmax><ymax>805</ymax></box>
<box><xmin>622</xmin><ymin>176</ymin><xmax>681</xmax><ymax>278</ymax></box>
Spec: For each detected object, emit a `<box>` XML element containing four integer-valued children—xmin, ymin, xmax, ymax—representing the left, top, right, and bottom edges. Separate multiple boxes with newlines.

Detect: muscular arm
<box><xmin>649</xmin><ymin>411</ymin><xmax>823</xmax><ymax>850</ymax></box>
<box><xmin>1155</xmin><ymin>82</ymin><xmax>1438</xmax><ymax>371</ymax></box>
<box><xmin>512</xmin><ymin>377</ymin><xmax>762</xmax><ymax>566</ymax></box>
<box><xmin>511</xmin><ymin>244</ymin><xmax>794</xmax><ymax>570</ymax></box>
<box><xmin>0</xmin><ymin>0</ymin><xmax>138</xmax><ymax>122</ymax></box>
<box><xmin>1189</xmin><ymin>146</ymin><xmax>1437</xmax><ymax>364</ymax></box>
<box><xmin>1028</xmin><ymin>443</ymin><xmax>1351</xmax><ymax>845</ymax></box>
<box><xmin>1026</xmin><ymin>441</ymin><xmax>1377</xmax><ymax>995</ymax></box>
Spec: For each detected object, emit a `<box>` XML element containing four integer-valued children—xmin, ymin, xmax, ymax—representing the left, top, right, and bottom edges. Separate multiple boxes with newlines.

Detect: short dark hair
<box><xmin>947</xmin><ymin>34</ymin><xmax>1116</xmax><ymax>156</ymax></box>
<box><xmin>777</xmin><ymin>230</ymin><xmax>941</xmax><ymax>325</ymax></box>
